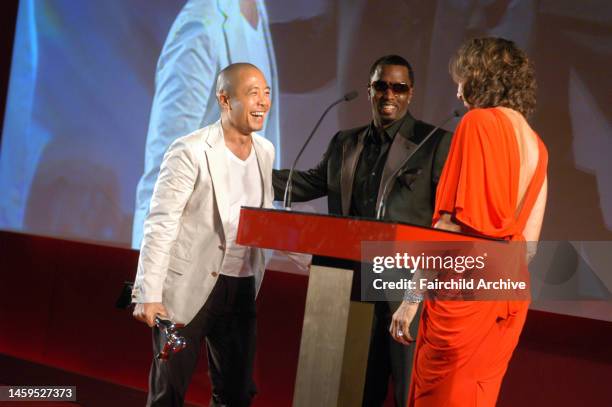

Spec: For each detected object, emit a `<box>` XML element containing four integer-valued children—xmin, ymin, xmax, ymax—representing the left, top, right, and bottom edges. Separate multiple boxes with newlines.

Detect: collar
<box><xmin>368</xmin><ymin>111</ymin><xmax>415</xmax><ymax>143</ymax></box>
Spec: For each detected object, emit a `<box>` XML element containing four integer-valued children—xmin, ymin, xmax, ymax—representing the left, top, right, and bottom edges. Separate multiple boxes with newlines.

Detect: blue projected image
<box><xmin>1</xmin><ymin>0</ymin><xmax>611</xmax><ymax>250</ymax></box>
<box><xmin>0</xmin><ymin>0</ymin><xmax>284</xmax><ymax>247</ymax></box>
<box><xmin>0</xmin><ymin>0</ymin><xmax>183</xmax><ymax>244</ymax></box>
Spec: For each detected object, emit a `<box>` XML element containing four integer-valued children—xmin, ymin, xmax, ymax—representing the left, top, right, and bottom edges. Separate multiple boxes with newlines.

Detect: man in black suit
<box><xmin>272</xmin><ymin>55</ymin><xmax>452</xmax><ymax>407</ymax></box>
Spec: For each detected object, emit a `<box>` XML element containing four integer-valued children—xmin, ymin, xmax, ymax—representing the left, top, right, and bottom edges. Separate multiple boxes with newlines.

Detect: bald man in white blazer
<box><xmin>132</xmin><ymin>63</ymin><xmax>274</xmax><ymax>407</ymax></box>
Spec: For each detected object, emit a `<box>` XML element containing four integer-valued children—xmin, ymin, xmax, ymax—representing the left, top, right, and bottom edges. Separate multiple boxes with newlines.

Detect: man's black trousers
<box><xmin>147</xmin><ymin>275</ymin><xmax>257</xmax><ymax>407</ymax></box>
<box><xmin>362</xmin><ymin>301</ymin><xmax>421</xmax><ymax>407</ymax></box>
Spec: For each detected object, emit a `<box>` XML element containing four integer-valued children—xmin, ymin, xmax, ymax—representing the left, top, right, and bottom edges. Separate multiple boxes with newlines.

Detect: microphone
<box><xmin>283</xmin><ymin>91</ymin><xmax>359</xmax><ymax>209</ymax></box>
<box><xmin>343</xmin><ymin>90</ymin><xmax>358</xmax><ymax>102</ymax></box>
<box><xmin>375</xmin><ymin>110</ymin><xmax>461</xmax><ymax>220</ymax></box>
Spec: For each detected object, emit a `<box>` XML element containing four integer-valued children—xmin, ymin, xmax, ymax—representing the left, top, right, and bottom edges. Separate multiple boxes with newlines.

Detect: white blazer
<box><xmin>132</xmin><ymin>120</ymin><xmax>275</xmax><ymax>325</ymax></box>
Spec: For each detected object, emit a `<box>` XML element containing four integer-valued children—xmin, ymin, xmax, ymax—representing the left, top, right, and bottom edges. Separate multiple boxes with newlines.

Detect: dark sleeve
<box><xmin>432</xmin><ymin>129</ymin><xmax>453</xmax><ymax>185</ymax></box>
<box><xmin>272</xmin><ymin>132</ymin><xmax>339</xmax><ymax>202</ymax></box>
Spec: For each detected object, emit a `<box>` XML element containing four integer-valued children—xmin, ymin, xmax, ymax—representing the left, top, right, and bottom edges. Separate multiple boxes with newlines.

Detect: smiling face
<box><xmin>221</xmin><ymin>66</ymin><xmax>270</xmax><ymax>135</ymax></box>
<box><xmin>368</xmin><ymin>64</ymin><xmax>413</xmax><ymax>128</ymax></box>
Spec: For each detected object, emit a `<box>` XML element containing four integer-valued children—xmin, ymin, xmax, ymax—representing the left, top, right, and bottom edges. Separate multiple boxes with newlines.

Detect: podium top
<box><xmin>237</xmin><ymin>207</ymin><xmax>497</xmax><ymax>262</ymax></box>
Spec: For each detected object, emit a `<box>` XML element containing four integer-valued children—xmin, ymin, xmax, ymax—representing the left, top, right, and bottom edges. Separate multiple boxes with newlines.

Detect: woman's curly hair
<box><xmin>450</xmin><ymin>37</ymin><xmax>536</xmax><ymax>118</ymax></box>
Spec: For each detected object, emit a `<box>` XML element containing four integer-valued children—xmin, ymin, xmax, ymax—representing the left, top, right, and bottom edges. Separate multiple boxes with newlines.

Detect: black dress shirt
<box><xmin>349</xmin><ymin>115</ymin><xmax>407</xmax><ymax>218</ymax></box>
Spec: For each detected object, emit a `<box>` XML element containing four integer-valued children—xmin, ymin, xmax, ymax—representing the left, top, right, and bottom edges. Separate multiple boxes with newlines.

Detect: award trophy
<box><xmin>155</xmin><ymin>316</ymin><xmax>187</xmax><ymax>360</ymax></box>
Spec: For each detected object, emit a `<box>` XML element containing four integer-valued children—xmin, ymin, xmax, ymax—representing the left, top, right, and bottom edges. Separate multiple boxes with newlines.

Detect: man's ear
<box><xmin>218</xmin><ymin>92</ymin><xmax>231</xmax><ymax>110</ymax></box>
<box><xmin>407</xmin><ymin>86</ymin><xmax>414</xmax><ymax>104</ymax></box>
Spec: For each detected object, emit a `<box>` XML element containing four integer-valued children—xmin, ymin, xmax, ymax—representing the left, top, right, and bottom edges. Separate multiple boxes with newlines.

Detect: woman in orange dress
<box><xmin>390</xmin><ymin>37</ymin><xmax>548</xmax><ymax>406</ymax></box>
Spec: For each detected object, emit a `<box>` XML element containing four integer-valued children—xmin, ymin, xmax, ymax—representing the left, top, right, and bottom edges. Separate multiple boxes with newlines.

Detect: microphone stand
<box><xmin>283</xmin><ymin>91</ymin><xmax>358</xmax><ymax>209</ymax></box>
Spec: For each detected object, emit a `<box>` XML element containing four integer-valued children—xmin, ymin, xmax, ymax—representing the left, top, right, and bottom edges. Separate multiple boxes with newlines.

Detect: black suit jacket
<box><xmin>273</xmin><ymin>113</ymin><xmax>453</xmax><ymax>227</ymax></box>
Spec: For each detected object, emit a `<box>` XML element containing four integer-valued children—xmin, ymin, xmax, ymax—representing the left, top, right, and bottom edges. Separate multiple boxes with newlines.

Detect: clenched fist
<box><xmin>133</xmin><ymin>302</ymin><xmax>169</xmax><ymax>327</ymax></box>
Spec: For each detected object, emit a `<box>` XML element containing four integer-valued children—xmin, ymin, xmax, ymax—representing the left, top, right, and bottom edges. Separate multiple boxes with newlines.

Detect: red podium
<box><xmin>237</xmin><ymin>208</ymin><xmax>479</xmax><ymax>406</ymax></box>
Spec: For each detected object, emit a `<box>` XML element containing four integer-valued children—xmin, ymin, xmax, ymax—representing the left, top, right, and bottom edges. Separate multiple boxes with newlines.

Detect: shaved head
<box><xmin>216</xmin><ymin>62</ymin><xmax>260</xmax><ymax>98</ymax></box>
<box><xmin>216</xmin><ymin>62</ymin><xmax>271</xmax><ymax>136</ymax></box>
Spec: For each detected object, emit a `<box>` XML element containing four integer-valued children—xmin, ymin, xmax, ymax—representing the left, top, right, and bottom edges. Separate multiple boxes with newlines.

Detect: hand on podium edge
<box><xmin>133</xmin><ymin>302</ymin><xmax>169</xmax><ymax>327</ymax></box>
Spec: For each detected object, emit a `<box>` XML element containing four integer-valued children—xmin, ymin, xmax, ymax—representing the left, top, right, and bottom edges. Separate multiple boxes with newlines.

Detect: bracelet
<box><xmin>403</xmin><ymin>289</ymin><xmax>423</xmax><ymax>304</ymax></box>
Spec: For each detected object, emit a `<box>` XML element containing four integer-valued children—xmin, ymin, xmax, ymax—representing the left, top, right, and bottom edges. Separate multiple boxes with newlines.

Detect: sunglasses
<box><xmin>369</xmin><ymin>80</ymin><xmax>411</xmax><ymax>94</ymax></box>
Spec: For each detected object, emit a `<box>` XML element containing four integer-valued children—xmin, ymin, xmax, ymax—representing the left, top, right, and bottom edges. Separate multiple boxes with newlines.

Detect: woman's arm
<box><xmin>390</xmin><ymin>214</ymin><xmax>465</xmax><ymax>344</ymax></box>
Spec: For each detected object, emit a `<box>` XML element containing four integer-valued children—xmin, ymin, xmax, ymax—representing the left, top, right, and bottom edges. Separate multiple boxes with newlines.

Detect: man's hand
<box><xmin>389</xmin><ymin>301</ymin><xmax>419</xmax><ymax>345</ymax></box>
<box><xmin>133</xmin><ymin>302</ymin><xmax>169</xmax><ymax>327</ymax></box>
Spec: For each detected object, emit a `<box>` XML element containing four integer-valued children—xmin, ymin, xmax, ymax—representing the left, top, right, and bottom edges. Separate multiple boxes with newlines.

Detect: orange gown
<box><xmin>408</xmin><ymin>107</ymin><xmax>548</xmax><ymax>407</ymax></box>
